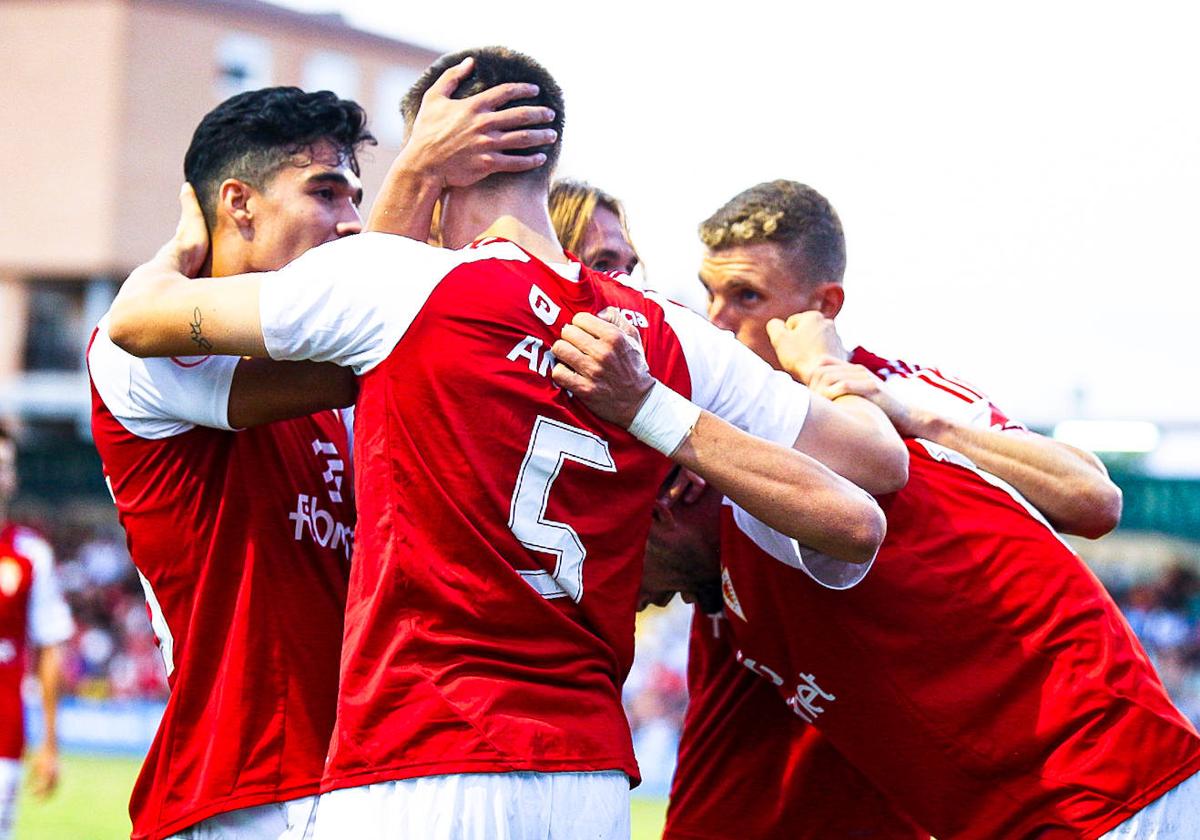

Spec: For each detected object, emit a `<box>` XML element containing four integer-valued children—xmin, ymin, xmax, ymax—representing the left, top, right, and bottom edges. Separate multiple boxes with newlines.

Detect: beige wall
<box><xmin>1</xmin><ymin>0</ymin><xmax>439</xmax><ymax>275</ymax></box>
<box><xmin>115</xmin><ymin>0</ymin><xmax>437</xmax><ymax>265</ymax></box>
<box><xmin>0</xmin><ymin>0</ymin><xmax>129</xmax><ymax>275</ymax></box>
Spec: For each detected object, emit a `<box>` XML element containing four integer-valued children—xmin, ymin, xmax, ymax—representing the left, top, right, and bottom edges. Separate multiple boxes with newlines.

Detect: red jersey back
<box><xmin>252</xmin><ymin>233</ymin><xmax>812</xmax><ymax>793</ymax></box>
<box><xmin>88</xmin><ymin>327</ymin><xmax>353</xmax><ymax>840</ymax></box>
<box><xmin>711</xmin><ymin>439</ymin><xmax>1200</xmax><ymax>839</ymax></box>
<box><xmin>665</xmin><ymin>609</ymin><xmax>925</xmax><ymax>840</ymax></box>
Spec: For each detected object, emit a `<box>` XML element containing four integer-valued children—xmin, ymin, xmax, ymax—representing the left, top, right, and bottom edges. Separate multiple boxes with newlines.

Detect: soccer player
<box><xmin>104</xmin><ymin>47</ymin><xmax>909</xmax><ymax>839</ymax></box>
<box><xmin>88</xmin><ymin>68</ymin><xmax>555</xmax><ymax>840</ymax></box>
<box><xmin>0</xmin><ymin>425</ymin><xmax>74</xmax><ymax>840</ymax></box>
<box><xmin>660</xmin><ymin>181</ymin><xmax>1199</xmax><ymax>839</ymax></box>
<box><xmin>549</xmin><ymin>179</ymin><xmax>641</xmax><ymax>277</ymax></box>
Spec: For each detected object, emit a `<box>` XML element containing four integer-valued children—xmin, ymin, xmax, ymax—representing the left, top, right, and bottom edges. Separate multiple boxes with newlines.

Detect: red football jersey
<box><xmin>672</xmin><ymin>439</ymin><xmax>1200</xmax><ymax>840</ymax></box>
<box><xmin>88</xmin><ymin>327</ymin><xmax>353</xmax><ymax>840</ymax></box>
<box><xmin>666</xmin><ymin>610</ymin><xmax>926</xmax><ymax>840</ymax></box>
<box><xmin>0</xmin><ymin>524</ymin><xmax>74</xmax><ymax>760</ymax></box>
<box><xmin>255</xmin><ymin>234</ymin><xmax>811</xmax><ymax>792</ymax></box>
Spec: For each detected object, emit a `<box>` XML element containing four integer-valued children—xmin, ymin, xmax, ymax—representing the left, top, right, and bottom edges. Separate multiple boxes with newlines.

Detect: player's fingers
<box><xmin>177</xmin><ymin>183</ymin><xmax>207</xmax><ymax>239</ymax></box>
<box><xmin>487</xmin><ymin>105</ymin><xmax>556</xmax><ymax>130</ymax></box>
<box><xmin>478</xmin><ymin>151</ymin><xmax>548</xmax><ymax>174</ymax></box>
<box><xmin>765</xmin><ymin>318</ymin><xmax>787</xmax><ymax>346</ymax></box>
<box><xmin>559</xmin><ymin>323</ymin><xmax>607</xmax><ymax>358</ymax></box>
<box><xmin>682</xmin><ymin>470</ymin><xmax>707</xmax><ymax>503</ymax></box>
<box><xmin>491</xmin><ymin>128</ymin><xmax>557</xmax><ymax>151</ymax></box>
<box><xmin>598</xmin><ymin>306</ymin><xmax>639</xmax><ymax>339</ymax></box>
<box><xmin>550</xmin><ymin>362</ymin><xmax>589</xmax><ymax>394</ymax></box>
<box><xmin>550</xmin><ymin>337</ymin><xmax>599</xmax><ymax>377</ymax></box>
<box><xmin>570</xmin><ymin>311</ymin><xmax>623</xmax><ymax>343</ymax></box>
<box><xmin>474</xmin><ymin>81</ymin><xmax>540</xmax><ymax>110</ymax></box>
<box><xmin>426</xmin><ymin>56</ymin><xmax>474</xmax><ymax>98</ymax></box>
<box><xmin>785</xmin><ymin>311</ymin><xmax>819</xmax><ymax>329</ymax></box>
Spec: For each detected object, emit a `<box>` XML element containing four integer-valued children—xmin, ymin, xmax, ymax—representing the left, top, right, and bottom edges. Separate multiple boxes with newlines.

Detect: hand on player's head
<box><xmin>405</xmin><ymin>57</ymin><xmax>557</xmax><ymax>189</ymax></box>
<box><xmin>162</xmin><ymin>183</ymin><xmax>210</xmax><ymax>278</ymax></box>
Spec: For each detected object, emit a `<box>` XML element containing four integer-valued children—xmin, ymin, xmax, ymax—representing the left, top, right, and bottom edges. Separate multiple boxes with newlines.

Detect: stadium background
<box><xmin>1</xmin><ymin>1</ymin><xmax>1197</xmax><ymax>837</ymax></box>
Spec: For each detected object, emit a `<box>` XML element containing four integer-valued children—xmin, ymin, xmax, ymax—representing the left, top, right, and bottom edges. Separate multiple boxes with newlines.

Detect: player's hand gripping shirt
<box><xmin>0</xmin><ymin>524</ymin><xmax>74</xmax><ymax>761</ymax></box>
<box><xmin>88</xmin><ymin>325</ymin><xmax>353</xmax><ymax>840</ymax></box>
<box><xmin>254</xmin><ymin>233</ymin><xmax>811</xmax><ymax>790</ymax></box>
<box><xmin>670</xmin><ymin>433</ymin><xmax>1200</xmax><ymax>839</ymax></box>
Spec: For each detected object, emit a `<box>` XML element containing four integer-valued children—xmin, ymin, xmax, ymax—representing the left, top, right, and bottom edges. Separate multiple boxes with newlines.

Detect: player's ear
<box><xmin>217</xmin><ymin>178</ymin><xmax>255</xmax><ymax>235</ymax></box>
<box><xmin>816</xmin><ymin>283</ymin><xmax>845</xmax><ymax>319</ymax></box>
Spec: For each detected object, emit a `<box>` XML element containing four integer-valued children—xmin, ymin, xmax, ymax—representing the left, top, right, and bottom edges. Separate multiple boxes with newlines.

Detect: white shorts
<box><xmin>0</xmin><ymin>758</ymin><xmax>19</xmax><ymax>840</ymax></box>
<box><xmin>313</xmin><ymin>771</ymin><xmax>631</xmax><ymax>840</ymax></box>
<box><xmin>167</xmin><ymin>794</ymin><xmax>319</xmax><ymax>840</ymax></box>
<box><xmin>1101</xmin><ymin>770</ymin><xmax>1200</xmax><ymax>839</ymax></box>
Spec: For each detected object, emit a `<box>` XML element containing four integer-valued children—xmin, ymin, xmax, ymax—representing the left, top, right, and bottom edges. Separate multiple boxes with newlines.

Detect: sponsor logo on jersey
<box><xmin>289</xmin><ymin>494</ymin><xmax>353</xmax><ymax>560</ymax></box>
<box><xmin>614</xmin><ymin>308</ymin><xmax>648</xmax><ymax>329</ymax></box>
<box><xmin>311</xmin><ymin>439</ymin><xmax>345</xmax><ymax>503</ymax></box>
<box><xmin>529</xmin><ymin>284</ymin><xmax>561</xmax><ymax>325</ymax></box>
<box><xmin>0</xmin><ymin>557</ymin><xmax>22</xmax><ymax>597</ymax></box>
<box><xmin>721</xmin><ymin>565</ymin><xmax>745</xmax><ymax>621</ymax></box>
<box><xmin>786</xmin><ymin>673</ymin><xmax>837</xmax><ymax>724</ymax></box>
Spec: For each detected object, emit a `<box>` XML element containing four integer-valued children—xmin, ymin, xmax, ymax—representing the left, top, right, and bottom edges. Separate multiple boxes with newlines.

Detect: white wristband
<box><xmin>628</xmin><ymin>380</ymin><xmax>702</xmax><ymax>456</ymax></box>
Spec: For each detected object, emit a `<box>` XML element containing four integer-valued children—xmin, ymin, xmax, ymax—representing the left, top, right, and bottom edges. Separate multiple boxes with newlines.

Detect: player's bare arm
<box><xmin>552</xmin><ymin>312</ymin><xmax>886</xmax><ymax>565</ymax></box>
<box><xmin>777</xmin><ymin>310</ymin><xmax>1123</xmax><ymax>538</ymax></box>
<box><xmin>108</xmin><ymin>185</ymin><xmax>268</xmax><ymax>359</ymax></box>
<box><xmin>368</xmin><ymin>56</ymin><xmax>557</xmax><ymax>240</ymax></box>
<box><xmin>806</xmin><ymin>358</ymin><xmax>1122</xmax><ymax>538</ymax></box>
<box><xmin>28</xmin><ymin>642</ymin><xmax>63</xmax><ymax>798</ymax></box>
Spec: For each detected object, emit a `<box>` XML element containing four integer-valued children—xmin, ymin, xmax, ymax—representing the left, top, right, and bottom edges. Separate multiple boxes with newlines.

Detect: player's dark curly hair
<box><xmin>699</xmin><ymin>180</ymin><xmax>846</xmax><ymax>285</ymax></box>
<box><xmin>184</xmin><ymin>86</ymin><xmax>376</xmax><ymax>229</ymax></box>
<box><xmin>402</xmin><ymin>46</ymin><xmax>563</xmax><ymax>183</ymax></box>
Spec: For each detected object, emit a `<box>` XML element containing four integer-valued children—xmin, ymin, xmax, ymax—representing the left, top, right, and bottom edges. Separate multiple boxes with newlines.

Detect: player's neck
<box><xmin>442</xmin><ymin>181</ymin><xmax>567</xmax><ymax>266</ymax></box>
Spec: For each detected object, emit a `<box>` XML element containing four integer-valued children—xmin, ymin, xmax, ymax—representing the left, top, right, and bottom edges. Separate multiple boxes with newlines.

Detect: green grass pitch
<box><xmin>13</xmin><ymin>753</ymin><xmax>668</xmax><ymax>839</ymax></box>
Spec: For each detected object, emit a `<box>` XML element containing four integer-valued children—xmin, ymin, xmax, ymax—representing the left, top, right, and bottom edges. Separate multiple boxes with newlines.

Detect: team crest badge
<box><xmin>721</xmin><ymin>565</ymin><xmax>745</xmax><ymax>621</ymax></box>
<box><xmin>0</xmin><ymin>557</ymin><xmax>23</xmax><ymax>597</ymax></box>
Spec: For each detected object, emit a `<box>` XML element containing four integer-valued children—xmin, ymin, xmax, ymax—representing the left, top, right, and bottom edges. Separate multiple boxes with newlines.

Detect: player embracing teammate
<box><xmin>103</xmin><ymin>49</ymin><xmax>907</xmax><ymax>840</ymax></box>
<box><xmin>652</xmin><ymin>181</ymin><xmax>1200</xmax><ymax>840</ymax></box>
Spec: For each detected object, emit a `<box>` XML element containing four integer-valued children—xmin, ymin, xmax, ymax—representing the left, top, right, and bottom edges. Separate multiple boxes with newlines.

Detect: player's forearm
<box><xmin>366</xmin><ymin>151</ymin><xmax>443</xmax><ymax>240</ymax></box>
<box><xmin>674</xmin><ymin>412</ymin><xmax>886</xmax><ymax>565</ymax></box>
<box><xmin>228</xmin><ymin>360</ymin><xmax>357</xmax><ymax>428</ymax></box>
<box><xmin>36</xmin><ymin>645</ymin><xmax>63</xmax><ymax>751</ymax></box>
<box><xmin>109</xmin><ymin>264</ymin><xmax>267</xmax><ymax>359</ymax></box>
<box><xmin>796</xmin><ymin>394</ymin><xmax>910</xmax><ymax>497</ymax></box>
<box><xmin>913</xmin><ymin>414</ymin><xmax>1122</xmax><ymax>538</ymax></box>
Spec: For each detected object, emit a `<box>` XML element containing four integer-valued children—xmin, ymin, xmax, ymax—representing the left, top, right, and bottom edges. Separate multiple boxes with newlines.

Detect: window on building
<box><xmin>23</xmin><ymin>280</ymin><xmax>88</xmax><ymax>372</ymax></box>
<box><xmin>302</xmin><ymin>51</ymin><xmax>360</xmax><ymax>101</ymax></box>
<box><xmin>374</xmin><ymin>66</ymin><xmax>420</xmax><ymax>146</ymax></box>
<box><xmin>215</xmin><ymin>33</ymin><xmax>273</xmax><ymax>99</ymax></box>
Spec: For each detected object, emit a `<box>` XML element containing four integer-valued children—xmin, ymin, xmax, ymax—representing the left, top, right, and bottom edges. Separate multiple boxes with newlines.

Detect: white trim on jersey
<box><xmin>259</xmin><ymin>233</ymin><xmax>473</xmax><ymax>375</ymax></box>
<box><xmin>136</xmin><ymin>569</ymin><xmax>175</xmax><ymax>678</ymax></box>
<box><xmin>89</xmin><ymin>316</ymin><xmax>239</xmax><ymax>439</ymax></box>
<box><xmin>648</xmin><ymin>292</ymin><xmax>811</xmax><ymax>448</ymax></box>
<box><xmin>260</xmin><ymin>235</ymin><xmax>812</xmax><ymax>451</ymax></box>
<box><xmin>724</xmin><ymin>499</ymin><xmax>875</xmax><ymax>591</ymax></box>
<box><xmin>10</xmin><ymin>529</ymin><xmax>74</xmax><ymax>647</ymax></box>
<box><xmin>0</xmin><ymin>757</ymin><xmax>19</xmax><ymax>840</ymax></box>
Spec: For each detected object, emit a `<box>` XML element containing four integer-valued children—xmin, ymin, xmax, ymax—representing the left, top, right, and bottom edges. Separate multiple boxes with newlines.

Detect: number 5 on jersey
<box><xmin>509</xmin><ymin>416</ymin><xmax>617</xmax><ymax>602</ymax></box>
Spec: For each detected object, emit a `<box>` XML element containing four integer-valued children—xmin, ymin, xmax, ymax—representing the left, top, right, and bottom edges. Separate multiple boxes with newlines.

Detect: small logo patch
<box><xmin>721</xmin><ymin>566</ymin><xmax>745</xmax><ymax>621</ymax></box>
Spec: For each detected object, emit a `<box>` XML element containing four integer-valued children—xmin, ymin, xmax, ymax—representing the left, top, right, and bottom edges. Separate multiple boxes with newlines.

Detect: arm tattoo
<box><xmin>189</xmin><ymin>307</ymin><xmax>214</xmax><ymax>353</ymax></box>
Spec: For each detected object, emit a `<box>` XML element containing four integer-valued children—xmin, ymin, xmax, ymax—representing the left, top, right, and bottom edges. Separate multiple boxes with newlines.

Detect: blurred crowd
<box><xmin>14</xmin><ymin>512</ymin><xmax>1200</xmax><ymax>781</ymax></box>
<box><xmin>19</xmin><ymin>515</ymin><xmax>168</xmax><ymax>703</ymax></box>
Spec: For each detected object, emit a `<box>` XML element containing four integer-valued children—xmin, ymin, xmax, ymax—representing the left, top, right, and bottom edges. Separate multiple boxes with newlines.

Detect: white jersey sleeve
<box><xmin>650</xmin><ymin>294</ymin><xmax>810</xmax><ymax>448</ymax></box>
<box><xmin>259</xmin><ymin>233</ymin><xmax>467</xmax><ymax>376</ymax></box>
<box><xmin>11</xmin><ymin>530</ymin><xmax>75</xmax><ymax>647</ymax></box>
<box><xmin>89</xmin><ymin>317</ymin><xmax>239</xmax><ymax>439</ymax></box>
<box><xmin>725</xmin><ymin>499</ymin><xmax>874</xmax><ymax>590</ymax></box>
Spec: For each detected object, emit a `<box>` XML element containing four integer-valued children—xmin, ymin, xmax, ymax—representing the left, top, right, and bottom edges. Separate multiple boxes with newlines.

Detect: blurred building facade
<box><xmin>0</xmin><ymin>0</ymin><xmax>436</xmax><ymax>443</ymax></box>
